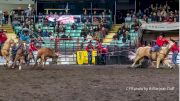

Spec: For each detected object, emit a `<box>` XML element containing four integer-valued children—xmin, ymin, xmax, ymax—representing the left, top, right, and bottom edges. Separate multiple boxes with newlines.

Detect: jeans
<box><xmin>172</xmin><ymin>51</ymin><xmax>178</xmax><ymax>65</ymax></box>
<box><xmin>151</xmin><ymin>45</ymin><xmax>160</xmax><ymax>52</ymax></box>
<box><xmin>101</xmin><ymin>54</ymin><xmax>106</xmax><ymax>64</ymax></box>
<box><xmin>88</xmin><ymin>51</ymin><xmax>92</xmax><ymax>65</ymax></box>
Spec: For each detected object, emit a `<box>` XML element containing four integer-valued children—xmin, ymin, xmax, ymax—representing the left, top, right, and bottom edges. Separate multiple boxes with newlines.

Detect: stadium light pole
<box><xmin>91</xmin><ymin>0</ymin><xmax>93</xmax><ymax>23</ymax></box>
<box><xmin>35</xmin><ymin>0</ymin><xmax>37</xmax><ymax>16</ymax></box>
<box><xmin>114</xmin><ymin>0</ymin><xmax>116</xmax><ymax>24</ymax></box>
<box><xmin>135</xmin><ymin>0</ymin><xmax>137</xmax><ymax>13</ymax></box>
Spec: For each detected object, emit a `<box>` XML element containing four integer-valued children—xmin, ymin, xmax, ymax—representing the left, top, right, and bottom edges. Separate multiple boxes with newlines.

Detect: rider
<box><xmin>11</xmin><ymin>40</ymin><xmax>28</xmax><ymax>62</ymax></box>
<box><xmin>11</xmin><ymin>43</ymin><xmax>19</xmax><ymax>61</ymax></box>
<box><xmin>0</xmin><ymin>29</ymin><xmax>7</xmax><ymax>49</ymax></box>
<box><xmin>20</xmin><ymin>31</ymin><xmax>30</xmax><ymax>44</ymax></box>
<box><xmin>150</xmin><ymin>33</ymin><xmax>169</xmax><ymax>53</ymax></box>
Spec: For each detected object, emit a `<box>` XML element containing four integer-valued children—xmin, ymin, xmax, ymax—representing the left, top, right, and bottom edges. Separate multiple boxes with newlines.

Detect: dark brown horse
<box><xmin>11</xmin><ymin>42</ymin><xmax>28</xmax><ymax>70</ymax></box>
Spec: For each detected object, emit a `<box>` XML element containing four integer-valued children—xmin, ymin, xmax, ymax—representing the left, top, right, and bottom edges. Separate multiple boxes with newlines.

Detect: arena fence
<box><xmin>0</xmin><ymin>37</ymin><xmax>179</xmax><ymax>65</ymax></box>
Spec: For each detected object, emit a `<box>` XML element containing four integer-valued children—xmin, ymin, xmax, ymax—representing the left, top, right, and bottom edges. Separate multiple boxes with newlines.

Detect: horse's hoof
<box><xmin>19</xmin><ymin>66</ymin><xmax>22</xmax><ymax>70</ymax></box>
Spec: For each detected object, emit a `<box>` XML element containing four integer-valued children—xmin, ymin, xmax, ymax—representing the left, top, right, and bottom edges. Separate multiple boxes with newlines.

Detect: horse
<box><xmin>130</xmin><ymin>40</ymin><xmax>175</xmax><ymax>69</ymax></box>
<box><xmin>1</xmin><ymin>39</ymin><xmax>15</xmax><ymax>67</ymax></box>
<box><xmin>11</xmin><ymin>41</ymin><xmax>29</xmax><ymax>70</ymax></box>
<box><xmin>34</xmin><ymin>47</ymin><xmax>59</xmax><ymax>68</ymax></box>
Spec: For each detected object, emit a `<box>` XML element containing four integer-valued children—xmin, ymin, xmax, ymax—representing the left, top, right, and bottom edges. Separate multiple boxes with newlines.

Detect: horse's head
<box><xmin>52</xmin><ymin>52</ymin><xmax>60</xmax><ymax>64</ymax></box>
<box><xmin>167</xmin><ymin>40</ymin><xmax>175</xmax><ymax>49</ymax></box>
<box><xmin>9</xmin><ymin>39</ymin><xmax>15</xmax><ymax>45</ymax></box>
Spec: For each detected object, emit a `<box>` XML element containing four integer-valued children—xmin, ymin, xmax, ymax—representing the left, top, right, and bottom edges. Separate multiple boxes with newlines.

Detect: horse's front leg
<box><xmin>130</xmin><ymin>56</ymin><xmax>142</xmax><ymax>68</ymax></box>
<box><xmin>156</xmin><ymin>58</ymin><xmax>161</xmax><ymax>69</ymax></box>
<box><xmin>19</xmin><ymin>58</ymin><xmax>24</xmax><ymax>70</ymax></box>
<box><xmin>12</xmin><ymin>56</ymin><xmax>19</xmax><ymax>69</ymax></box>
<box><xmin>5</xmin><ymin>56</ymin><xmax>11</xmax><ymax>67</ymax></box>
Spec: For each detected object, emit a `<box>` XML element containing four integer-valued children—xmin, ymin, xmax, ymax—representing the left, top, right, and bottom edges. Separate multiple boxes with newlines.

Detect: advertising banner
<box><xmin>77</xmin><ymin>51</ymin><xmax>97</xmax><ymax>65</ymax></box>
<box><xmin>141</xmin><ymin>22</ymin><xmax>179</xmax><ymax>31</ymax></box>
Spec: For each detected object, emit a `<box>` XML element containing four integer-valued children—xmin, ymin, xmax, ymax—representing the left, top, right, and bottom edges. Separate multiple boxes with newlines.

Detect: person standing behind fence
<box><xmin>86</xmin><ymin>40</ymin><xmax>94</xmax><ymax>65</ymax></box>
<box><xmin>29</xmin><ymin>40</ymin><xmax>38</xmax><ymax>61</ymax></box>
<box><xmin>170</xmin><ymin>40</ymin><xmax>179</xmax><ymax>65</ymax></box>
<box><xmin>0</xmin><ymin>29</ymin><xmax>7</xmax><ymax>49</ymax></box>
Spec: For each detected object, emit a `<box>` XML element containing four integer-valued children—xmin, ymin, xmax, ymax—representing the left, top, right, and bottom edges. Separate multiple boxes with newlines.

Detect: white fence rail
<box><xmin>0</xmin><ymin>52</ymin><xmax>179</xmax><ymax>65</ymax></box>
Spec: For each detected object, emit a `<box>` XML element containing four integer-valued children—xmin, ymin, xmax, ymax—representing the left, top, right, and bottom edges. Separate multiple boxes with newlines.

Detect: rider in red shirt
<box><xmin>151</xmin><ymin>34</ymin><xmax>169</xmax><ymax>52</ymax></box>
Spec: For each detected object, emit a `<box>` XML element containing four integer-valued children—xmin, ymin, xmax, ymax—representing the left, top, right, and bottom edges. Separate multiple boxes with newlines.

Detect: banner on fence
<box><xmin>77</xmin><ymin>51</ymin><xmax>97</xmax><ymax>65</ymax></box>
<box><xmin>141</xmin><ymin>22</ymin><xmax>179</xmax><ymax>31</ymax></box>
<box><xmin>46</xmin><ymin>15</ymin><xmax>75</xmax><ymax>24</ymax></box>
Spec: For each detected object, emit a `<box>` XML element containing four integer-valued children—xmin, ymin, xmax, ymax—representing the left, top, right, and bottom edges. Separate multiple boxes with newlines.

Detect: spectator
<box><xmin>43</xmin><ymin>30</ymin><xmax>49</xmax><ymax>37</ymax></box>
<box><xmin>122</xmin><ymin>37</ymin><xmax>126</xmax><ymax>43</ymax></box>
<box><xmin>61</xmin><ymin>33</ymin><xmax>67</xmax><ymax>39</ymax></box>
<box><xmin>4</xmin><ymin>11</ymin><xmax>9</xmax><ymax>24</ymax></box>
<box><xmin>86</xmin><ymin>33</ymin><xmax>93</xmax><ymax>42</ymax></box>
<box><xmin>67</xmin><ymin>33</ymin><xmax>71</xmax><ymax>39</ymax></box>
<box><xmin>0</xmin><ymin>29</ymin><xmax>7</xmax><ymax>48</ymax></box>
<box><xmin>71</xmin><ymin>23</ymin><xmax>77</xmax><ymax>30</ymax></box>
<box><xmin>125</xmin><ymin>13</ymin><xmax>131</xmax><ymax>22</ymax></box>
<box><xmin>37</xmin><ymin>27</ymin><xmax>42</xmax><ymax>37</ymax></box>
<box><xmin>86</xmin><ymin>40</ymin><xmax>94</xmax><ymax>65</ymax></box>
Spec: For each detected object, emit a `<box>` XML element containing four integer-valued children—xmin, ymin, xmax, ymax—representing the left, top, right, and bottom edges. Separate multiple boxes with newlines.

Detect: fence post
<box><xmin>65</xmin><ymin>40</ymin><xmax>67</xmax><ymax>62</ymax></box>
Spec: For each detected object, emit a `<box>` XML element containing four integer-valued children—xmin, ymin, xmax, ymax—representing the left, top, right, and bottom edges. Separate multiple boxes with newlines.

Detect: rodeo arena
<box><xmin>0</xmin><ymin>0</ymin><xmax>179</xmax><ymax>100</ymax></box>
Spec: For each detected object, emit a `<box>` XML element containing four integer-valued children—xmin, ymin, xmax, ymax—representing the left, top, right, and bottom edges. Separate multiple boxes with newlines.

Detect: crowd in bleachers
<box><xmin>10</xmin><ymin>7</ymin><xmax>113</xmax><ymax>52</ymax></box>
<box><xmin>111</xmin><ymin>3</ymin><xmax>179</xmax><ymax>47</ymax></box>
<box><xmin>125</xmin><ymin>3</ymin><xmax>179</xmax><ymax>23</ymax></box>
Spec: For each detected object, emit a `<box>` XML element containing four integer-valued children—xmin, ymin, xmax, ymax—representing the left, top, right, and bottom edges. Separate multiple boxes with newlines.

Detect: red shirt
<box><xmin>96</xmin><ymin>43</ymin><xmax>102</xmax><ymax>52</ymax></box>
<box><xmin>86</xmin><ymin>44</ymin><xmax>94</xmax><ymax>52</ymax></box>
<box><xmin>171</xmin><ymin>43</ymin><xmax>179</xmax><ymax>53</ymax></box>
<box><xmin>29</xmin><ymin>43</ymin><xmax>37</xmax><ymax>53</ymax></box>
<box><xmin>0</xmin><ymin>32</ymin><xmax>7</xmax><ymax>43</ymax></box>
<box><xmin>156</xmin><ymin>37</ymin><xmax>169</xmax><ymax>47</ymax></box>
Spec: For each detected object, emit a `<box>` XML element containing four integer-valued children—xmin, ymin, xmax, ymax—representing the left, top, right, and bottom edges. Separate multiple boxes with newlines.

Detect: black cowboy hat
<box><xmin>160</xmin><ymin>33</ymin><xmax>165</xmax><ymax>37</ymax></box>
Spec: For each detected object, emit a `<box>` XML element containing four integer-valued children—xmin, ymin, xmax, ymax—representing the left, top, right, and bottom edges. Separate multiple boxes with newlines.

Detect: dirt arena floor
<box><xmin>0</xmin><ymin>65</ymin><xmax>178</xmax><ymax>101</ymax></box>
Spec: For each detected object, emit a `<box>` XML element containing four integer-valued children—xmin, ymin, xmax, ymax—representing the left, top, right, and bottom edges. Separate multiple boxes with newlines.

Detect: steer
<box><xmin>34</xmin><ymin>47</ymin><xmax>59</xmax><ymax>67</ymax></box>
